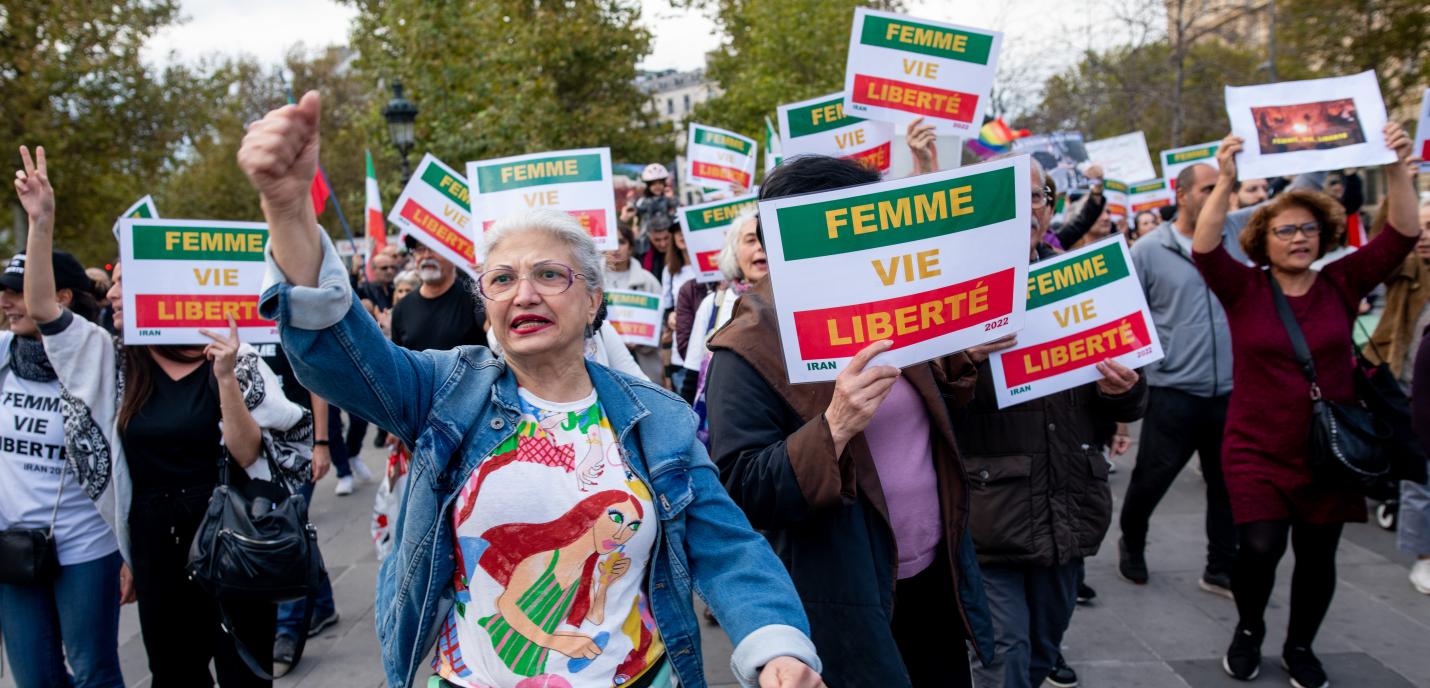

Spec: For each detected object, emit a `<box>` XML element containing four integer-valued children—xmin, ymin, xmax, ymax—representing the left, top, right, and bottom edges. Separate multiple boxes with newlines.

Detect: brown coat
<box><xmin>1363</xmin><ymin>254</ymin><xmax>1430</xmax><ymax>380</ymax></box>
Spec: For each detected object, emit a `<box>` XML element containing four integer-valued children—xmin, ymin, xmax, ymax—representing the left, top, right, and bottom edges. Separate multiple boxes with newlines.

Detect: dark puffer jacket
<box><xmin>953</xmin><ymin>361</ymin><xmax>1147</xmax><ymax>567</ymax></box>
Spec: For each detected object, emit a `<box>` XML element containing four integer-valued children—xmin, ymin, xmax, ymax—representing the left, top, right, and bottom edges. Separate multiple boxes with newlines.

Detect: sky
<box><xmin>144</xmin><ymin>0</ymin><xmax>1131</xmax><ymax>78</ymax></box>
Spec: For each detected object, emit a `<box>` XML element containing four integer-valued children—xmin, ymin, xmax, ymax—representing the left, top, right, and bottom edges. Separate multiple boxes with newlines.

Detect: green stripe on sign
<box><xmin>129</xmin><ymin>206</ymin><xmax>153</xmax><ymax>219</ymax></box>
<box><xmin>475</xmin><ymin>154</ymin><xmax>605</xmax><ymax>193</ymax></box>
<box><xmin>1104</xmin><ymin>180</ymin><xmax>1129</xmax><ymax>193</ymax></box>
<box><xmin>1026</xmin><ymin>242</ymin><xmax>1128</xmax><ymax>309</ymax></box>
<box><xmin>1164</xmin><ymin>146</ymin><xmax>1216</xmax><ymax>165</ymax></box>
<box><xmin>131</xmin><ymin>224</ymin><xmax>267</xmax><ymax>261</ymax></box>
<box><xmin>419</xmin><ymin>163</ymin><xmax>470</xmax><ymax>207</ymax></box>
<box><xmin>685</xmin><ymin>199</ymin><xmax>757</xmax><ymax>231</ymax></box>
<box><xmin>775</xmin><ymin>165</ymin><xmax>1015</xmax><ymax>261</ymax></box>
<box><xmin>859</xmin><ymin>15</ymin><xmax>993</xmax><ymax>65</ymax></box>
<box><xmin>1130</xmin><ymin>180</ymin><xmax>1166</xmax><ymax>194</ymax></box>
<box><xmin>693</xmin><ymin>127</ymin><xmax>753</xmax><ymax>155</ymax></box>
<box><xmin>786</xmin><ymin>96</ymin><xmax>866</xmax><ymax>138</ymax></box>
<box><xmin>606</xmin><ymin>292</ymin><xmax>660</xmax><ymax>310</ymax></box>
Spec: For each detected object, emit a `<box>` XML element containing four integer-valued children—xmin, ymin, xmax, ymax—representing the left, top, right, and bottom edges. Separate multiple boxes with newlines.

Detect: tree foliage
<box><xmin>1275</xmin><ymin>0</ymin><xmax>1429</xmax><ymax>119</ymax></box>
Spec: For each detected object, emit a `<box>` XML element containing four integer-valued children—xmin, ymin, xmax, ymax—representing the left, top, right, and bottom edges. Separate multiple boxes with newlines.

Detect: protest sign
<box><xmin>117</xmin><ymin>219</ymin><xmax>277</xmax><ymax>345</ymax></box>
<box><xmin>604</xmin><ymin>289</ymin><xmax>663</xmax><ymax>348</ymax></box>
<box><xmin>1226</xmin><ymin>70</ymin><xmax>1395</xmax><ymax>180</ymax></box>
<box><xmin>764</xmin><ymin>116</ymin><xmax>783</xmax><ymax>174</ymax></box>
<box><xmin>760</xmin><ymin>155</ymin><xmax>1030</xmax><ymax>384</ymax></box>
<box><xmin>685</xmin><ymin>123</ymin><xmax>757</xmax><ymax>192</ymax></box>
<box><xmin>680</xmin><ymin>193</ymin><xmax>759</xmax><ymax>284</ymax></box>
<box><xmin>387</xmin><ymin>154</ymin><xmax>478</xmax><ymax>278</ymax></box>
<box><xmin>778</xmin><ymin>92</ymin><xmax>898</xmax><ymax>176</ymax></box>
<box><xmin>1160</xmin><ymin>141</ymin><xmax>1219</xmax><ymax>191</ymax></box>
<box><xmin>841</xmin><ymin>8</ymin><xmax>1001</xmax><ymax>135</ymax></box>
<box><xmin>988</xmin><ymin>235</ymin><xmax>1162</xmax><ymax>408</ymax></box>
<box><xmin>1085</xmin><ymin>132</ymin><xmax>1156</xmax><ymax>184</ymax></box>
<box><xmin>1014</xmin><ymin>132</ymin><xmax>1090</xmax><ymax>193</ymax></box>
<box><xmin>1103</xmin><ymin>180</ymin><xmax>1129</xmax><ymax>219</ymax></box>
<box><xmin>1414</xmin><ymin>87</ymin><xmax>1430</xmax><ymax>172</ymax></box>
<box><xmin>111</xmin><ymin>195</ymin><xmax>159</xmax><ymax>238</ymax></box>
<box><xmin>467</xmin><ymin>148</ymin><xmax>618</xmax><ymax>257</ymax></box>
<box><xmin>1128</xmin><ymin>179</ymin><xmax>1173</xmax><ymax>215</ymax></box>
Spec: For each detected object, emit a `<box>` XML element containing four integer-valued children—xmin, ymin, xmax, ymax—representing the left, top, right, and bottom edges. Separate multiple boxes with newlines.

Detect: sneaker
<box><xmin>1118</xmin><ymin>538</ymin><xmax>1148</xmax><ymax>584</ymax></box>
<box><xmin>351</xmin><ymin>458</ymin><xmax>375</xmax><ymax>485</ymax></box>
<box><xmin>1199</xmin><ymin>571</ymin><xmax>1234</xmax><ymax>599</ymax></box>
<box><xmin>334</xmin><ymin>476</ymin><xmax>354</xmax><ymax>496</ymax></box>
<box><xmin>1046</xmin><ymin>655</ymin><xmax>1079</xmax><ymax>687</ymax></box>
<box><xmin>1076</xmin><ymin>581</ymin><xmax>1097</xmax><ymax>605</ymax></box>
<box><xmin>1282</xmin><ymin>645</ymin><xmax>1329</xmax><ymax>688</ymax></box>
<box><xmin>1222</xmin><ymin>625</ymin><xmax>1263</xmax><ymax>680</ymax></box>
<box><xmin>308</xmin><ymin>608</ymin><xmax>340</xmax><ymax>637</ymax></box>
<box><xmin>273</xmin><ymin>633</ymin><xmax>298</xmax><ymax>678</ymax></box>
<box><xmin>1410</xmin><ymin>559</ymin><xmax>1430</xmax><ymax>595</ymax></box>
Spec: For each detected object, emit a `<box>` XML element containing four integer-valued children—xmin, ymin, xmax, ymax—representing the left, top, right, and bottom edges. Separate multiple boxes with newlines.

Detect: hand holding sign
<box><xmin>906</xmin><ymin>117</ymin><xmax>938</xmax><ymax>175</ymax></box>
<box><xmin>14</xmin><ymin>145</ymin><xmax>54</xmax><ymax>221</ymax></box>
<box><xmin>1094</xmin><ymin>359</ymin><xmax>1139</xmax><ymax>396</ymax></box>
<box><xmin>825</xmin><ymin>339</ymin><xmax>901</xmax><ymax>456</ymax></box>
<box><xmin>1216</xmin><ymin>134</ymin><xmax>1244</xmax><ymax>183</ymax></box>
<box><xmin>200</xmin><ymin>314</ymin><xmax>242</xmax><ymax>381</ymax></box>
<box><xmin>239</xmin><ymin>90</ymin><xmax>321</xmax><ymax>220</ymax></box>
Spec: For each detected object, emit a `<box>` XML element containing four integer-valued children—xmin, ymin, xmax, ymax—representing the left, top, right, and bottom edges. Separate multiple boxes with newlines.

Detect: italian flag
<box><xmin>366</xmin><ymin>149</ymin><xmax>387</xmax><ymax>254</ymax></box>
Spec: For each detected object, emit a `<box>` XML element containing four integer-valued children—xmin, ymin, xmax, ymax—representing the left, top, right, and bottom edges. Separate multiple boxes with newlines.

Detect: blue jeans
<box><xmin>970</xmin><ymin>559</ymin><xmax>1081</xmax><ymax>688</ymax></box>
<box><xmin>1399</xmin><ymin>479</ymin><xmax>1430</xmax><ymax>556</ymax></box>
<box><xmin>0</xmin><ymin>550</ymin><xmax>124</xmax><ymax>687</ymax></box>
<box><xmin>276</xmin><ymin>480</ymin><xmax>337</xmax><ymax>639</ymax></box>
<box><xmin>328</xmin><ymin>403</ymin><xmax>353</xmax><ymax>479</ymax></box>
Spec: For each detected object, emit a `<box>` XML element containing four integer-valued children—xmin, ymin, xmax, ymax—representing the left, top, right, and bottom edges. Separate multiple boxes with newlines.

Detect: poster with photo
<box><xmin>1226</xmin><ymin>70</ymin><xmax>1395</xmax><ymax>179</ymax></box>
<box><xmin>1013</xmin><ymin>132</ymin><xmax>1091</xmax><ymax>193</ymax></box>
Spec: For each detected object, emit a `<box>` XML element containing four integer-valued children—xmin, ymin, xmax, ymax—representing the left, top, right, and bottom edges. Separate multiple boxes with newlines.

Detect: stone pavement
<box><xmin>6</xmin><ymin>430</ymin><xmax>1427</xmax><ymax>687</ymax></box>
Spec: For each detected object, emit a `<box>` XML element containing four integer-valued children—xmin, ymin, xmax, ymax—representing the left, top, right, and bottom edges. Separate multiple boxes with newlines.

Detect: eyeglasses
<box><xmin>476</xmin><ymin>261</ymin><xmax>588</xmax><ymax>301</ymax></box>
<box><xmin>1270</xmin><ymin>222</ymin><xmax>1319</xmax><ymax>240</ymax></box>
<box><xmin>1031</xmin><ymin>186</ymin><xmax>1053</xmax><ymax>209</ymax></box>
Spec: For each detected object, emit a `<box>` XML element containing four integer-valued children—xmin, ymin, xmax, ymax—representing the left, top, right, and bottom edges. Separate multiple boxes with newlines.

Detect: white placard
<box><xmin>1160</xmin><ymin>141</ymin><xmax>1220</xmax><ymax>191</ymax></box>
<box><xmin>111</xmin><ymin>195</ymin><xmax>159</xmax><ymax>239</ymax></box>
<box><xmin>386</xmin><ymin>154</ymin><xmax>478</xmax><ymax>278</ymax></box>
<box><xmin>989</xmin><ymin>235</ymin><xmax>1162</xmax><ymax>407</ymax></box>
<box><xmin>685</xmin><ymin>123</ymin><xmax>757</xmax><ymax>192</ymax></box>
<box><xmin>1226</xmin><ymin>70</ymin><xmax>1395</xmax><ymax>180</ymax></box>
<box><xmin>759</xmin><ymin>155</ymin><xmax>1030</xmax><ymax>383</ymax></box>
<box><xmin>1085</xmin><ymin>132</ymin><xmax>1156</xmax><ymax>185</ymax></box>
<box><xmin>679</xmin><ymin>194</ymin><xmax>759</xmax><ymax>284</ymax></box>
<box><xmin>118</xmin><ymin>218</ymin><xmax>278</xmax><ymax>345</ymax></box>
<box><xmin>467</xmin><ymin>147</ymin><xmax>618</xmax><ymax>260</ymax></box>
<box><xmin>778</xmin><ymin>92</ymin><xmax>898</xmax><ymax>177</ymax></box>
<box><xmin>604</xmin><ymin>289</ymin><xmax>663</xmax><ymax>348</ymax></box>
<box><xmin>1413</xmin><ymin>87</ymin><xmax>1430</xmax><ymax>172</ymax></box>
<box><xmin>841</xmin><ymin>8</ymin><xmax>1002</xmax><ymax>135</ymax></box>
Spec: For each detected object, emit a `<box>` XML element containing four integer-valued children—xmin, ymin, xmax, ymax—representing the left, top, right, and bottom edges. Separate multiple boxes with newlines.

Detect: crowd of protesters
<box><xmin>2</xmin><ymin>75</ymin><xmax>1428</xmax><ymax>688</ymax></box>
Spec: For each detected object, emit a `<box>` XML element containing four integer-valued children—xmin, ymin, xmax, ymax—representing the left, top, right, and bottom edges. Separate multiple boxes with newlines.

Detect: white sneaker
<box><xmin>334</xmin><ymin>476</ymin><xmax>354</xmax><ymax>496</ymax></box>
<box><xmin>351</xmin><ymin>459</ymin><xmax>375</xmax><ymax>485</ymax></box>
<box><xmin>1411</xmin><ymin>559</ymin><xmax>1430</xmax><ymax>595</ymax></box>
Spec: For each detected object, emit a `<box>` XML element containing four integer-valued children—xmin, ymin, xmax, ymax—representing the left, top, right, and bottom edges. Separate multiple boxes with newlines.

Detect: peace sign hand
<box><xmin>13</xmin><ymin>146</ymin><xmax>54</xmax><ymax>221</ymax></box>
<box><xmin>200</xmin><ymin>314</ymin><xmax>242</xmax><ymax>381</ymax></box>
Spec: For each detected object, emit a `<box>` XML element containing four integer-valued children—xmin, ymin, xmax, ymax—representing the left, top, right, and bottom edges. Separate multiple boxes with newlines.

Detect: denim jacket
<box><xmin>259</xmin><ymin>233</ymin><xmax>820</xmax><ymax>688</ymax></box>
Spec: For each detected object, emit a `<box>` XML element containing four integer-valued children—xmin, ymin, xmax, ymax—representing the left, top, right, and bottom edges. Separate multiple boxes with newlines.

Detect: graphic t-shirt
<box><xmin>0</xmin><ymin>370</ymin><xmax>118</xmax><ymax>565</ymax></box>
<box><xmin>435</xmin><ymin>388</ymin><xmax>666</xmax><ymax>688</ymax></box>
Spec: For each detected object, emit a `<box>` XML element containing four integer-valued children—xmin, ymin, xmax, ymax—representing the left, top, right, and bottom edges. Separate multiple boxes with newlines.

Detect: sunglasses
<box><xmin>1270</xmin><ymin>222</ymin><xmax>1319</xmax><ymax>240</ymax></box>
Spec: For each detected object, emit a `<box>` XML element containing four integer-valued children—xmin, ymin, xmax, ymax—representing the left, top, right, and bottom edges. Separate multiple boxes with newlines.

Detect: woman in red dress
<box><xmin>1192</xmin><ymin>122</ymin><xmax>1418</xmax><ymax>688</ymax></box>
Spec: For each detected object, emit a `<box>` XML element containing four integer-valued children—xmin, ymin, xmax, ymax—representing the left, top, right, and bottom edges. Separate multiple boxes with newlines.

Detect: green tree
<box><xmin>1274</xmin><ymin>0</ymin><xmax>1429</xmax><ymax>119</ymax></box>
<box><xmin>343</xmin><ymin>0</ymin><xmax>673</xmax><ymax>190</ymax></box>
<box><xmin>1</xmin><ymin>0</ymin><xmax>202</xmax><ymax>264</ymax></box>
<box><xmin>687</xmin><ymin>0</ymin><xmax>902</xmax><ymax>153</ymax></box>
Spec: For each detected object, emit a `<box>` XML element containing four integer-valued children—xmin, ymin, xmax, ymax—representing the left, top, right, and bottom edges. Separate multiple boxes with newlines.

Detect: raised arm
<box><xmin>14</xmin><ymin>146</ymin><xmax>62</xmax><ymax>325</ymax></box>
<box><xmin>1381</xmin><ymin>122</ymin><xmax>1417</xmax><ymax>238</ymax></box>
<box><xmin>238</xmin><ymin>90</ymin><xmax>324</xmax><ymax>287</ymax></box>
<box><xmin>1194</xmin><ymin>134</ymin><xmax>1241</xmax><ymax>254</ymax></box>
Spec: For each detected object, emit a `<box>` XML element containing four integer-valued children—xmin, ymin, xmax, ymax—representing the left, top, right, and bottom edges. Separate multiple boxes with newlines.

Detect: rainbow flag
<box><xmin>965</xmin><ymin>118</ymin><xmax>1031</xmax><ymax>160</ymax></box>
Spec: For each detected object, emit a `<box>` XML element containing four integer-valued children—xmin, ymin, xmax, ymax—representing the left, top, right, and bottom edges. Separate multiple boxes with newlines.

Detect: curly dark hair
<box><xmin>1238</xmin><ymin>189</ymin><xmax>1344</xmax><ymax>267</ymax></box>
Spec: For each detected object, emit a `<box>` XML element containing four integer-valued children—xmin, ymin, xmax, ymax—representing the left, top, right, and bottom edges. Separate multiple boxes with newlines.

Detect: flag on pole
<box><xmin>764</xmin><ymin>116</ymin><xmax>783</xmax><ymax>174</ymax></box>
<box><xmin>310</xmin><ymin>171</ymin><xmax>332</xmax><ymax>215</ymax></box>
<box><xmin>964</xmin><ymin>117</ymin><xmax>1031</xmax><ymax>160</ymax></box>
<box><xmin>365</xmin><ymin>149</ymin><xmax>387</xmax><ymax>254</ymax></box>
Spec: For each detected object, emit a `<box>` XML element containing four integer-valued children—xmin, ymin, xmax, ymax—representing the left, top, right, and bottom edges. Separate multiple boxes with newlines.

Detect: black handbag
<box><xmin>0</xmin><ymin>464</ymin><xmax>67</xmax><ymax>585</ymax></box>
<box><xmin>1267</xmin><ymin>272</ymin><xmax>1392</xmax><ymax>486</ymax></box>
<box><xmin>186</xmin><ymin>452</ymin><xmax>324</xmax><ymax>679</ymax></box>
<box><xmin>1354</xmin><ymin>324</ymin><xmax>1430</xmax><ymax>500</ymax></box>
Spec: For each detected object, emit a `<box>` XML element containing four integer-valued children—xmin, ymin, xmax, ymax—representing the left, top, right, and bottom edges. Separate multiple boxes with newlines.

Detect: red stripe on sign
<box><xmin>792</xmin><ymin>268</ymin><xmax>1015</xmax><ymax>360</ymax></box>
<box><xmin>1421</xmin><ymin>140</ymin><xmax>1430</xmax><ymax>160</ymax></box>
<box><xmin>851</xmin><ymin>74</ymin><xmax>978</xmax><ymax>123</ymax></box>
<box><xmin>691</xmin><ymin>162</ymin><xmax>751</xmax><ymax>188</ymax></box>
<box><xmin>1002</xmin><ymin>312</ymin><xmax>1152</xmax><ymax>387</ymax></box>
<box><xmin>695</xmin><ymin>250</ymin><xmax>720</xmax><ymax>273</ymax></box>
<box><xmin>134</xmin><ymin>294</ymin><xmax>274</xmax><ymax>328</ymax></box>
<box><xmin>611</xmin><ymin>321</ymin><xmax>655</xmax><ymax>338</ymax></box>
<box><xmin>846</xmin><ymin>141</ymin><xmax>892</xmax><ymax>172</ymax></box>
<box><xmin>1131</xmin><ymin>198</ymin><xmax>1171</xmax><ymax>213</ymax></box>
<box><xmin>399</xmin><ymin>199</ymin><xmax>473</xmax><ymax>258</ymax></box>
<box><xmin>481</xmin><ymin>210</ymin><xmax>607</xmax><ymax>240</ymax></box>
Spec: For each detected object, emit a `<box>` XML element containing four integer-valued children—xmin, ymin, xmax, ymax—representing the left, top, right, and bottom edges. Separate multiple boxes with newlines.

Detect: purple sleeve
<box><xmin>1323</xmin><ymin>226</ymin><xmax>1419</xmax><ymax>304</ymax></box>
<box><xmin>1414</xmin><ymin>324</ymin><xmax>1430</xmax><ymax>453</ymax></box>
<box><xmin>1192</xmin><ymin>242</ymin><xmax>1256</xmax><ymax>308</ymax></box>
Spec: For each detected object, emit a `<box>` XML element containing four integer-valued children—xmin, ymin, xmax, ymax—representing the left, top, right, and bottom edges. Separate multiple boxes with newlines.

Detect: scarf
<box><xmin>10</xmin><ymin>334</ymin><xmax>57</xmax><ymax>383</ymax></box>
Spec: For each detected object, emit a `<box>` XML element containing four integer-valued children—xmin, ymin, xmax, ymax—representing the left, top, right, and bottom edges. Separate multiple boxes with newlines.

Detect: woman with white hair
<box><xmin>241</xmin><ymin>92</ymin><xmax>824</xmax><ymax>688</ymax></box>
<box><xmin>682</xmin><ymin>210</ymin><xmax>765</xmax><ymax>378</ymax></box>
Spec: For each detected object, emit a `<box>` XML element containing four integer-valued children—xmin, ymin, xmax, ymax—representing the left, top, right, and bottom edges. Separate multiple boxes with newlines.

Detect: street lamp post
<box><xmin>382</xmin><ymin>80</ymin><xmax>419</xmax><ymax>184</ymax></box>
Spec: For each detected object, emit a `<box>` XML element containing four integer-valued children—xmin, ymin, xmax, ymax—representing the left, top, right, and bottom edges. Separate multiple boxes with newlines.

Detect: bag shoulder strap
<box><xmin>1266</xmin><ymin>271</ymin><xmax>1321</xmax><ymax>398</ymax></box>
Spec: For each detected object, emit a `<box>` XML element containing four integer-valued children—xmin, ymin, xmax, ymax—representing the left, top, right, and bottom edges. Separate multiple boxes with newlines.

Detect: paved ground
<box><xmin>5</xmin><ymin>428</ymin><xmax>1427</xmax><ymax>687</ymax></box>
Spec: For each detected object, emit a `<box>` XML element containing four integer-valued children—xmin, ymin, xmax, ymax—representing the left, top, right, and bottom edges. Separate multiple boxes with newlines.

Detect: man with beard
<box><xmin>390</xmin><ymin>236</ymin><xmax>487</xmax><ymax>351</ymax></box>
